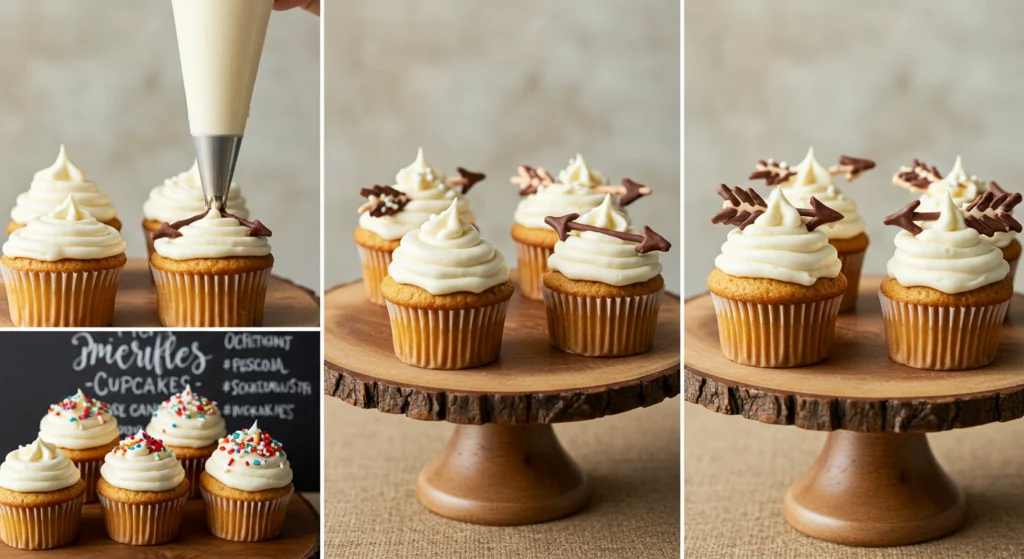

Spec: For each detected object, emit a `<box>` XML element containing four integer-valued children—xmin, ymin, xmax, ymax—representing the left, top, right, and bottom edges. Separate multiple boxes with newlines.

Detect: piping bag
<box><xmin>171</xmin><ymin>0</ymin><xmax>273</xmax><ymax>212</ymax></box>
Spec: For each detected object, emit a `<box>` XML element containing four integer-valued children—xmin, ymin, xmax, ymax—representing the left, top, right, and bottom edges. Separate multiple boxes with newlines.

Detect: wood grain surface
<box><xmin>323</xmin><ymin>277</ymin><xmax>681</xmax><ymax>424</ymax></box>
<box><xmin>685</xmin><ymin>275</ymin><xmax>1024</xmax><ymax>432</ymax></box>
<box><xmin>0</xmin><ymin>259</ymin><xmax>319</xmax><ymax>328</ymax></box>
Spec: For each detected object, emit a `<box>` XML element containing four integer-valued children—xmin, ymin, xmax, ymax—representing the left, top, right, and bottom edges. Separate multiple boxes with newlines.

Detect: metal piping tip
<box><xmin>193</xmin><ymin>135</ymin><xmax>243</xmax><ymax>212</ymax></box>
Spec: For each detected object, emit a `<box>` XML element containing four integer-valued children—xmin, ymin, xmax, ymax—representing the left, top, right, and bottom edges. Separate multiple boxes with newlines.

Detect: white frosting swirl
<box><xmin>205</xmin><ymin>422</ymin><xmax>293</xmax><ymax>492</ymax></box>
<box><xmin>779</xmin><ymin>147</ymin><xmax>865</xmax><ymax>240</ymax></box>
<box><xmin>153</xmin><ymin>209</ymin><xmax>271</xmax><ymax>260</ymax></box>
<box><xmin>11</xmin><ymin>145</ymin><xmax>118</xmax><ymax>225</ymax></box>
<box><xmin>917</xmin><ymin>156</ymin><xmax>1016</xmax><ymax>251</ymax></box>
<box><xmin>558</xmin><ymin>153</ymin><xmax>608</xmax><ymax>188</ymax></box>
<box><xmin>143</xmin><ymin>162</ymin><xmax>249</xmax><ymax>223</ymax></box>
<box><xmin>100</xmin><ymin>431</ymin><xmax>186</xmax><ymax>492</ymax></box>
<box><xmin>388</xmin><ymin>200</ymin><xmax>509</xmax><ymax>295</ymax></box>
<box><xmin>359</xmin><ymin>148</ymin><xmax>475</xmax><ymax>241</ymax></box>
<box><xmin>145</xmin><ymin>385</ymin><xmax>226</xmax><ymax>449</ymax></box>
<box><xmin>0</xmin><ymin>437</ymin><xmax>81</xmax><ymax>493</ymax></box>
<box><xmin>715</xmin><ymin>188</ymin><xmax>842</xmax><ymax>286</ymax></box>
<box><xmin>514</xmin><ymin>154</ymin><xmax>620</xmax><ymax>230</ymax></box>
<box><xmin>39</xmin><ymin>389</ymin><xmax>120</xmax><ymax>451</ymax></box>
<box><xmin>887</xmin><ymin>191</ymin><xmax>1009</xmax><ymax>294</ymax></box>
<box><xmin>3</xmin><ymin>196</ymin><xmax>127</xmax><ymax>262</ymax></box>
<box><xmin>547</xmin><ymin>195</ymin><xmax>662</xmax><ymax>285</ymax></box>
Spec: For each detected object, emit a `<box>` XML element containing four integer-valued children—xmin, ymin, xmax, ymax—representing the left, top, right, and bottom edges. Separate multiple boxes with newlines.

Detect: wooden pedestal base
<box><xmin>416</xmin><ymin>424</ymin><xmax>590</xmax><ymax>526</ymax></box>
<box><xmin>784</xmin><ymin>431</ymin><xmax>967</xmax><ymax>547</ymax></box>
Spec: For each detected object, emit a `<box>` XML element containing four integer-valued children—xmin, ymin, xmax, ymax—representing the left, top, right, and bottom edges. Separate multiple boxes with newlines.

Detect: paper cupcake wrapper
<box><xmin>0</xmin><ymin>493</ymin><xmax>83</xmax><ymax>550</ymax></box>
<box><xmin>152</xmin><ymin>265</ymin><xmax>271</xmax><ymax>327</ymax></box>
<box><xmin>73</xmin><ymin>459</ymin><xmax>102</xmax><ymax>504</ymax></box>
<box><xmin>514</xmin><ymin>242</ymin><xmax>554</xmax><ymax>301</ymax></box>
<box><xmin>384</xmin><ymin>299</ymin><xmax>509</xmax><ymax>369</ymax></box>
<box><xmin>879</xmin><ymin>292</ymin><xmax>1008</xmax><ymax>370</ymax></box>
<box><xmin>711</xmin><ymin>294</ymin><xmax>842</xmax><ymax>367</ymax></box>
<box><xmin>97</xmin><ymin>492</ymin><xmax>187</xmax><ymax>545</ymax></box>
<box><xmin>0</xmin><ymin>265</ymin><xmax>123</xmax><ymax>327</ymax></box>
<box><xmin>542</xmin><ymin>287</ymin><xmax>662</xmax><ymax>357</ymax></box>
<box><xmin>201</xmin><ymin>487</ymin><xmax>293</xmax><ymax>542</ymax></box>
<box><xmin>356</xmin><ymin>246</ymin><xmax>392</xmax><ymax>306</ymax></box>
<box><xmin>180</xmin><ymin>457</ymin><xmax>206</xmax><ymax>499</ymax></box>
<box><xmin>837</xmin><ymin>249</ymin><xmax>866</xmax><ymax>313</ymax></box>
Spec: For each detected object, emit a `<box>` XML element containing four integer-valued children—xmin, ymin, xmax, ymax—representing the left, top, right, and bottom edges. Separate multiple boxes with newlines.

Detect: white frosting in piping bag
<box><xmin>144</xmin><ymin>162</ymin><xmax>248</xmax><ymax>223</ymax></box>
<box><xmin>3</xmin><ymin>196</ymin><xmax>127</xmax><ymax>262</ymax></box>
<box><xmin>11</xmin><ymin>145</ymin><xmax>118</xmax><ymax>225</ymax></box>
<box><xmin>153</xmin><ymin>209</ymin><xmax>271</xmax><ymax>260</ymax></box>
<box><xmin>0</xmin><ymin>437</ymin><xmax>81</xmax><ymax>493</ymax></box>
<box><xmin>779</xmin><ymin>147</ymin><xmax>865</xmax><ymax>240</ymax></box>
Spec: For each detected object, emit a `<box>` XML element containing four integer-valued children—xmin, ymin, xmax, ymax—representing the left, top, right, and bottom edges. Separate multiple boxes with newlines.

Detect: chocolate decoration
<box><xmin>749</xmin><ymin>159</ymin><xmax>796</xmax><ymax>186</ymax></box>
<box><xmin>151</xmin><ymin>210</ymin><xmax>210</xmax><ymax>241</ymax></box>
<box><xmin>594</xmin><ymin>179</ymin><xmax>652</xmax><ymax>206</ymax></box>
<box><xmin>358</xmin><ymin>185</ymin><xmax>410</xmax><ymax>217</ymax></box>
<box><xmin>453</xmin><ymin>167</ymin><xmax>486</xmax><ymax>195</ymax></box>
<box><xmin>543</xmin><ymin>213</ymin><xmax>671</xmax><ymax>254</ymax></box>
<box><xmin>712</xmin><ymin>184</ymin><xmax>767</xmax><ymax>230</ymax></box>
<box><xmin>510</xmin><ymin>165</ymin><xmax>654</xmax><ymax>205</ymax></box>
<box><xmin>893</xmin><ymin>158</ymin><xmax>943</xmax><ymax>191</ymax></box>
<box><xmin>223</xmin><ymin>212</ymin><xmax>273</xmax><ymax>237</ymax></box>
<box><xmin>883</xmin><ymin>200</ymin><xmax>940</xmax><ymax>236</ymax></box>
<box><xmin>511</xmin><ymin>165</ymin><xmax>556</xmax><ymax>196</ymax></box>
<box><xmin>963</xmin><ymin>191</ymin><xmax>1023</xmax><ymax>236</ymax></box>
<box><xmin>988</xmin><ymin>180</ymin><xmax>1010</xmax><ymax>197</ymax></box>
<box><xmin>799</xmin><ymin>197</ymin><xmax>845</xmax><ymax>231</ymax></box>
<box><xmin>830</xmin><ymin>155</ymin><xmax>876</xmax><ymax>181</ymax></box>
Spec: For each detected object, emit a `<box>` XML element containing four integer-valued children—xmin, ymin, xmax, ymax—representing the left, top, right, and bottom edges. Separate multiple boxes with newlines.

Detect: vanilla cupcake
<box><xmin>1</xmin><ymin>196</ymin><xmax>127</xmax><ymax>327</ymax></box>
<box><xmin>0</xmin><ymin>437</ymin><xmax>85</xmax><ymax>550</ymax></box>
<box><xmin>200</xmin><ymin>421</ymin><xmax>293</xmax><ymax>542</ymax></box>
<box><xmin>151</xmin><ymin>209</ymin><xmax>273</xmax><ymax>327</ymax></box>
<box><xmin>38</xmin><ymin>389</ymin><xmax>119</xmax><ymax>504</ymax></box>
<box><xmin>9</xmin><ymin>145</ymin><xmax>120</xmax><ymax>233</ymax></box>
<box><xmin>146</xmin><ymin>385</ymin><xmax>226</xmax><ymax>498</ymax></box>
<box><xmin>97</xmin><ymin>431</ymin><xmax>188</xmax><ymax>545</ymax></box>
<box><xmin>381</xmin><ymin>199</ymin><xmax>513</xmax><ymax>369</ymax></box>
<box><xmin>141</xmin><ymin>161</ymin><xmax>249</xmax><ymax>259</ymax></box>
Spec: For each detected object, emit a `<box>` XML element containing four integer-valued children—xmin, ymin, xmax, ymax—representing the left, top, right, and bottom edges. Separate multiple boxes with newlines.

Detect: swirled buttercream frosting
<box><xmin>779</xmin><ymin>147</ymin><xmax>865</xmax><ymax>240</ymax></box>
<box><xmin>514</xmin><ymin>154</ymin><xmax>619</xmax><ymax>229</ymax></box>
<box><xmin>0</xmin><ymin>437</ymin><xmax>81</xmax><ymax>493</ymax></box>
<box><xmin>3</xmin><ymin>196</ymin><xmax>127</xmax><ymax>262</ymax></box>
<box><xmin>205</xmin><ymin>421</ymin><xmax>292</xmax><ymax>492</ymax></box>
<box><xmin>100</xmin><ymin>431</ymin><xmax>186</xmax><ymax>492</ymax></box>
<box><xmin>39</xmin><ymin>389</ymin><xmax>119</xmax><ymax>451</ymax></box>
<box><xmin>143</xmin><ymin>162</ymin><xmax>249</xmax><ymax>223</ymax></box>
<box><xmin>11</xmin><ymin>145</ymin><xmax>118</xmax><ymax>225</ymax></box>
<box><xmin>153</xmin><ymin>209</ymin><xmax>271</xmax><ymax>260</ymax></box>
<box><xmin>917</xmin><ymin>157</ymin><xmax>1016</xmax><ymax>250</ymax></box>
<box><xmin>145</xmin><ymin>385</ymin><xmax>226</xmax><ymax>449</ymax></box>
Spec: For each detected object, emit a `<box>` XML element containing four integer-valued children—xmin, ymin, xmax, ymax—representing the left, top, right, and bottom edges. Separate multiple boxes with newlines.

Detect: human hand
<box><xmin>273</xmin><ymin>0</ymin><xmax>319</xmax><ymax>16</ymax></box>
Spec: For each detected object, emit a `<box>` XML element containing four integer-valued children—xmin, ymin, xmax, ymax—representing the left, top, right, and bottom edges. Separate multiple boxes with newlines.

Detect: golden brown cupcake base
<box><xmin>165</xmin><ymin>443</ymin><xmax>217</xmax><ymax>499</ymax></box>
<box><xmin>96</xmin><ymin>478</ymin><xmax>189</xmax><ymax>546</ymax></box>
<box><xmin>142</xmin><ymin>218</ymin><xmax>161</xmax><ymax>261</ymax></box>
<box><xmin>879</xmin><ymin>276</ymin><xmax>1013</xmax><ymax>307</ymax></box>
<box><xmin>1</xmin><ymin>254</ymin><xmax>126</xmax><ymax>327</ymax></box>
<box><xmin>58</xmin><ymin>439</ymin><xmax>118</xmax><ymax>504</ymax></box>
<box><xmin>511</xmin><ymin>224</ymin><xmax>560</xmax><ymax>301</ymax></box>
<box><xmin>0</xmin><ymin>479</ymin><xmax>86</xmax><ymax>550</ymax></box>
<box><xmin>199</xmin><ymin>472</ymin><xmax>293</xmax><ymax>542</ymax></box>
<box><xmin>707</xmin><ymin>268</ymin><xmax>847</xmax><ymax>305</ymax></box>
<box><xmin>150</xmin><ymin>254</ymin><xmax>274</xmax><ymax>327</ymax></box>
<box><xmin>353</xmin><ymin>227</ymin><xmax>401</xmax><ymax>306</ymax></box>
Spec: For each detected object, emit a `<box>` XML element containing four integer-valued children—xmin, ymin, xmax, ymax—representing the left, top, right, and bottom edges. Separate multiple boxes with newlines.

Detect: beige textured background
<box><xmin>0</xmin><ymin>1</ymin><xmax>320</xmax><ymax>290</ymax></box>
<box><xmin>324</xmin><ymin>0</ymin><xmax>681</xmax><ymax>293</ymax></box>
<box><xmin>685</xmin><ymin>0</ymin><xmax>1024</xmax><ymax>297</ymax></box>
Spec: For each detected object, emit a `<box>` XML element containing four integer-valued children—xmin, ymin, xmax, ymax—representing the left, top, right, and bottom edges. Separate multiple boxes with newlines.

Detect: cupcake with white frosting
<box><xmin>1</xmin><ymin>195</ymin><xmax>127</xmax><ymax>327</ymax></box>
<box><xmin>9</xmin><ymin>145</ymin><xmax>120</xmax><ymax>234</ymax></box>
<box><xmin>96</xmin><ymin>431</ymin><xmax>189</xmax><ymax>545</ymax></box>
<box><xmin>199</xmin><ymin>421</ymin><xmax>294</xmax><ymax>542</ymax></box>
<box><xmin>146</xmin><ymin>385</ymin><xmax>226</xmax><ymax>498</ymax></box>
<box><xmin>150</xmin><ymin>208</ymin><xmax>273</xmax><ymax>326</ymax></box>
<box><xmin>0</xmin><ymin>437</ymin><xmax>85</xmax><ymax>550</ymax></box>
<box><xmin>141</xmin><ymin>161</ymin><xmax>249</xmax><ymax>259</ymax></box>
<box><xmin>354</xmin><ymin>148</ymin><xmax>484</xmax><ymax>305</ymax></box>
<box><xmin>38</xmin><ymin>389</ymin><xmax>119</xmax><ymax>504</ymax></box>
<box><xmin>380</xmin><ymin>199</ymin><xmax>513</xmax><ymax>369</ymax></box>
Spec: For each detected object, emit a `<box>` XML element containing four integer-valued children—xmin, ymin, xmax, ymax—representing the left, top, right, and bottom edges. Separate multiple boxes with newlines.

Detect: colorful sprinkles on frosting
<box><xmin>151</xmin><ymin>385</ymin><xmax>218</xmax><ymax>428</ymax></box>
<box><xmin>217</xmin><ymin>422</ymin><xmax>285</xmax><ymax>470</ymax></box>
<box><xmin>113</xmin><ymin>430</ymin><xmax>173</xmax><ymax>459</ymax></box>
<box><xmin>49</xmin><ymin>389</ymin><xmax>109</xmax><ymax>426</ymax></box>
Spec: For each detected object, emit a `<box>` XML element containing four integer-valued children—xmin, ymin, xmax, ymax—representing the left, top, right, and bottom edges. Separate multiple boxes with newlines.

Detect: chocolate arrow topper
<box><xmin>543</xmin><ymin>214</ymin><xmax>671</xmax><ymax>254</ymax></box>
<box><xmin>358</xmin><ymin>185</ymin><xmax>410</xmax><ymax>217</ymax></box>
<box><xmin>446</xmin><ymin>167</ymin><xmax>486</xmax><ymax>195</ymax></box>
<box><xmin>152</xmin><ymin>210</ymin><xmax>272</xmax><ymax>241</ymax></box>
<box><xmin>988</xmin><ymin>180</ymin><xmax>1011</xmax><ymax>198</ymax></box>
<box><xmin>749</xmin><ymin>155</ymin><xmax>876</xmax><ymax>186</ymax></box>
<box><xmin>892</xmin><ymin>158</ymin><xmax>944</xmax><ymax>191</ymax></box>
<box><xmin>509</xmin><ymin>165</ymin><xmax>652</xmax><ymax>206</ymax></box>
<box><xmin>883</xmin><ymin>192</ymin><xmax>1023</xmax><ymax>237</ymax></box>
<box><xmin>711</xmin><ymin>184</ymin><xmax>843</xmax><ymax>231</ymax></box>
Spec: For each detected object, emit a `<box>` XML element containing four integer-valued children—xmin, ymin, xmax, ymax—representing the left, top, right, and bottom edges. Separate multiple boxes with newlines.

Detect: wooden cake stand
<box><xmin>323</xmin><ymin>275</ymin><xmax>680</xmax><ymax>526</ymax></box>
<box><xmin>0</xmin><ymin>259</ymin><xmax>319</xmax><ymax>327</ymax></box>
<box><xmin>685</xmin><ymin>275</ymin><xmax>1024</xmax><ymax>547</ymax></box>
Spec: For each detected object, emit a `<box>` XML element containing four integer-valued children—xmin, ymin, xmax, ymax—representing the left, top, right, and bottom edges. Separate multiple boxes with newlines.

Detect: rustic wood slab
<box><xmin>685</xmin><ymin>275</ymin><xmax>1024</xmax><ymax>433</ymax></box>
<box><xmin>0</xmin><ymin>259</ymin><xmax>319</xmax><ymax>328</ymax></box>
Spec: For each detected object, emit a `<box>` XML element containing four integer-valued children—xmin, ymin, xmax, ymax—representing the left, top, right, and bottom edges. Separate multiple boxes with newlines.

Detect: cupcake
<box><xmin>200</xmin><ymin>421</ymin><xmax>293</xmax><ymax>542</ymax></box>
<box><xmin>150</xmin><ymin>209</ymin><xmax>273</xmax><ymax>327</ymax></box>
<box><xmin>354</xmin><ymin>148</ymin><xmax>484</xmax><ymax>305</ymax></box>
<box><xmin>708</xmin><ymin>185</ymin><xmax>847</xmax><ymax>367</ymax></box>
<box><xmin>9</xmin><ymin>145</ymin><xmax>120</xmax><ymax>234</ymax></box>
<box><xmin>0</xmin><ymin>437</ymin><xmax>85</xmax><ymax>550</ymax></box>
<box><xmin>880</xmin><ymin>190</ymin><xmax>1017</xmax><ymax>370</ymax></box>
<box><xmin>751</xmin><ymin>148</ymin><xmax>874</xmax><ymax>312</ymax></box>
<box><xmin>141</xmin><ymin>161</ymin><xmax>249</xmax><ymax>260</ymax></box>
<box><xmin>146</xmin><ymin>385</ymin><xmax>226</xmax><ymax>498</ymax></box>
<box><xmin>1</xmin><ymin>196</ymin><xmax>127</xmax><ymax>327</ymax></box>
<box><xmin>542</xmin><ymin>195</ymin><xmax>671</xmax><ymax>356</ymax></box>
<box><xmin>381</xmin><ymin>199</ymin><xmax>513</xmax><ymax>369</ymax></box>
<box><xmin>38</xmin><ymin>389</ymin><xmax>119</xmax><ymax>504</ymax></box>
<box><xmin>96</xmin><ymin>431</ymin><xmax>188</xmax><ymax>545</ymax></box>
<box><xmin>511</xmin><ymin>154</ymin><xmax>651</xmax><ymax>300</ymax></box>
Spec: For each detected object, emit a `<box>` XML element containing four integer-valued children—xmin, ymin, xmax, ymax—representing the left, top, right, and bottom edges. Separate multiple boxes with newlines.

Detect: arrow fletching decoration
<box><xmin>829</xmin><ymin>155</ymin><xmax>876</xmax><ymax>182</ymax></box>
<box><xmin>358</xmin><ymin>185</ymin><xmax>410</xmax><ymax>217</ymax></box>
<box><xmin>748</xmin><ymin>159</ymin><xmax>796</xmax><ymax>186</ymax></box>
<box><xmin>711</xmin><ymin>184</ymin><xmax>767</xmax><ymax>230</ymax></box>
<box><xmin>963</xmin><ymin>190</ymin><xmax>1023</xmax><ymax>237</ymax></box>
<box><xmin>893</xmin><ymin>158</ymin><xmax>943</xmax><ymax>192</ymax></box>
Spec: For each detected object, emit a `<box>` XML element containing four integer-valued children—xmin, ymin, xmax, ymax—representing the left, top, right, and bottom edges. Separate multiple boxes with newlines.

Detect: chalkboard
<box><xmin>1</xmin><ymin>331</ymin><xmax>319</xmax><ymax>492</ymax></box>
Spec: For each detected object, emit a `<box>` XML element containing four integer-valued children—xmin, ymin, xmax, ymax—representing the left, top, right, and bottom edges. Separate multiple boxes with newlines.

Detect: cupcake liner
<box><xmin>0</xmin><ymin>265</ymin><xmax>123</xmax><ymax>327</ymax></box>
<box><xmin>0</xmin><ymin>493</ymin><xmax>83</xmax><ymax>550</ymax></box>
<box><xmin>1007</xmin><ymin>257</ymin><xmax>1019</xmax><ymax>319</ymax></box>
<box><xmin>356</xmin><ymin>246</ymin><xmax>392</xmax><ymax>306</ymax></box>
<box><xmin>837</xmin><ymin>248</ymin><xmax>866</xmax><ymax>313</ymax></box>
<box><xmin>151</xmin><ymin>265</ymin><xmax>271</xmax><ymax>327</ymax></box>
<box><xmin>879</xmin><ymin>292</ymin><xmax>1008</xmax><ymax>370</ymax></box>
<box><xmin>180</xmin><ymin>457</ymin><xmax>206</xmax><ymax>499</ymax></box>
<box><xmin>710</xmin><ymin>294</ymin><xmax>842</xmax><ymax>367</ymax></box>
<box><xmin>74</xmin><ymin>459</ymin><xmax>102</xmax><ymax>504</ymax></box>
<box><xmin>97</xmin><ymin>492</ymin><xmax>187</xmax><ymax>545</ymax></box>
<box><xmin>384</xmin><ymin>299</ymin><xmax>510</xmax><ymax>369</ymax></box>
<box><xmin>200</xmin><ymin>487</ymin><xmax>293</xmax><ymax>542</ymax></box>
<box><xmin>542</xmin><ymin>287</ymin><xmax>662</xmax><ymax>357</ymax></box>
<box><xmin>514</xmin><ymin>242</ymin><xmax>554</xmax><ymax>301</ymax></box>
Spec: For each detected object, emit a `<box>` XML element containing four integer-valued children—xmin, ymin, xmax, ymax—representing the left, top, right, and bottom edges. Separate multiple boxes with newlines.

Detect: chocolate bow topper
<box><xmin>883</xmin><ymin>191</ymin><xmax>1023</xmax><ymax>236</ymax></box>
<box><xmin>358</xmin><ymin>185</ymin><xmax>410</xmax><ymax>217</ymax></box>
<box><xmin>749</xmin><ymin>155</ymin><xmax>876</xmax><ymax>186</ymax></box>
<box><xmin>152</xmin><ymin>210</ymin><xmax>272</xmax><ymax>241</ymax></box>
<box><xmin>510</xmin><ymin>165</ymin><xmax>651</xmax><ymax>206</ymax></box>
<box><xmin>711</xmin><ymin>184</ymin><xmax>843</xmax><ymax>231</ymax></box>
<box><xmin>892</xmin><ymin>158</ymin><xmax>944</xmax><ymax>191</ymax></box>
<box><xmin>543</xmin><ymin>214</ymin><xmax>671</xmax><ymax>254</ymax></box>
